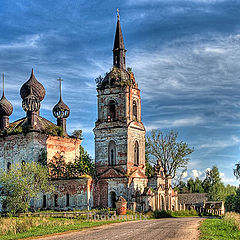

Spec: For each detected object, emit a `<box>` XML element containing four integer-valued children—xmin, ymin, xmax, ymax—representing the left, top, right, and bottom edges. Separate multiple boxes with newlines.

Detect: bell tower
<box><xmin>93</xmin><ymin>11</ymin><xmax>147</xmax><ymax>208</ymax></box>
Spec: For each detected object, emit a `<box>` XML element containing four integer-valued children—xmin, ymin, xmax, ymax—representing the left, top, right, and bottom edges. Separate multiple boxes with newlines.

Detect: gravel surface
<box><xmin>35</xmin><ymin>217</ymin><xmax>203</xmax><ymax>240</ymax></box>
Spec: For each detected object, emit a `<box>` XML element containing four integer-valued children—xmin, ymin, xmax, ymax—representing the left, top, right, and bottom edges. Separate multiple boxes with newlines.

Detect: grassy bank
<box><xmin>200</xmin><ymin>212</ymin><xmax>240</xmax><ymax>240</ymax></box>
<box><xmin>0</xmin><ymin>215</ymin><xmax>142</xmax><ymax>240</ymax></box>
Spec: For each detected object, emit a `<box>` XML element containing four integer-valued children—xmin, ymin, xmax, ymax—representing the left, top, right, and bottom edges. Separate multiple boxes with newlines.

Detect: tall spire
<box><xmin>2</xmin><ymin>73</ymin><xmax>5</xmax><ymax>97</ymax></box>
<box><xmin>57</xmin><ymin>77</ymin><xmax>63</xmax><ymax>100</ymax></box>
<box><xmin>113</xmin><ymin>9</ymin><xmax>126</xmax><ymax>70</ymax></box>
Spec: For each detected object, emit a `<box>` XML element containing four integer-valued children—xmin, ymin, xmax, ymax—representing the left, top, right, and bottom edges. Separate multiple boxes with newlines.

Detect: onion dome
<box><xmin>0</xmin><ymin>94</ymin><xmax>13</xmax><ymax>116</ymax></box>
<box><xmin>22</xmin><ymin>86</ymin><xmax>40</xmax><ymax>112</ymax></box>
<box><xmin>20</xmin><ymin>69</ymin><xmax>46</xmax><ymax>101</ymax></box>
<box><xmin>53</xmin><ymin>97</ymin><xmax>70</xmax><ymax>119</ymax></box>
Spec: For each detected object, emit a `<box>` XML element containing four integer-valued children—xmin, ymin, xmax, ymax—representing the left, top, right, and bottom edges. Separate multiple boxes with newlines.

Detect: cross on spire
<box><xmin>117</xmin><ymin>8</ymin><xmax>120</xmax><ymax>20</ymax></box>
<box><xmin>57</xmin><ymin>77</ymin><xmax>63</xmax><ymax>100</ymax></box>
<box><xmin>2</xmin><ymin>73</ymin><xmax>5</xmax><ymax>97</ymax></box>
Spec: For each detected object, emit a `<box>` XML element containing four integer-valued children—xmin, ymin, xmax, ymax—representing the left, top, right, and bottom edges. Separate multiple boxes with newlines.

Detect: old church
<box><xmin>0</xmin><ymin>14</ymin><xmax>178</xmax><ymax>212</ymax></box>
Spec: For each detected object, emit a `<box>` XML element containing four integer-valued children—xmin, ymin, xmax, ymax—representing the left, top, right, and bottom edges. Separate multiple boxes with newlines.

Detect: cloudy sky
<box><xmin>1</xmin><ymin>0</ymin><xmax>240</xmax><ymax>186</ymax></box>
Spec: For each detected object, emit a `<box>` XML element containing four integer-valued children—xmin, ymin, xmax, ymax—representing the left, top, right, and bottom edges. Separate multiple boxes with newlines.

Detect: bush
<box><xmin>171</xmin><ymin>209</ymin><xmax>198</xmax><ymax>217</ymax></box>
<box><xmin>153</xmin><ymin>209</ymin><xmax>198</xmax><ymax>218</ymax></box>
<box><xmin>153</xmin><ymin>210</ymin><xmax>172</xmax><ymax>218</ymax></box>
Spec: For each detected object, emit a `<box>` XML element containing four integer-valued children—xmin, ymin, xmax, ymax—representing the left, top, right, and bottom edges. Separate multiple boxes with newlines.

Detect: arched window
<box><xmin>42</xmin><ymin>195</ymin><xmax>47</xmax><ymax>208</ymax></box>
<box><xmin>66</xmin><ymin>193</ymin><xmax>70</xmax><ymax>207</ymax></box>
<box><xmin>108</xmin><ymin>140</ymin><xmax>116</xmax><ymax>166</ymax></box>
<box><xmin>7</xmin><ymin>162</ymin><xmax>11</xmax><ymax>172</ymax></box>
<box><xmin>22</xmin><ymin>160</ymin><xmax>25</xmax><ymax>165</ymax></box>
<box><xmin>133</xmin><ymin>100</ymin><xmax>137</xmax><ymax>121</ymax></box>
<box><xmin>134</xmin><ymin>141</ymin><xmax>139</xmax><ymax>166</ymax></box>
<box><xmin>108</xmin><ymin>100</ymin><xmax>116</xmax><ymax>121</ymax></box>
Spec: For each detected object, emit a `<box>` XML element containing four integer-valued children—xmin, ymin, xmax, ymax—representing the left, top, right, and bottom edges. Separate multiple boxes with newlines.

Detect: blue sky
<box><xmin>1</xmin><ymin>0</ymin><xmax>240</xmax><ymax>186</ymax></box>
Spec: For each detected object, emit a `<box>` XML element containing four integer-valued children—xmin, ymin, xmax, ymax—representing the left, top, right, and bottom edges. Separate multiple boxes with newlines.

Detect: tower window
<box><xmin>108</xmin><ymin>100</ymin><xmax>116</xmax><ymax>121</ymax></box>
<box><xmin>7</xmin><ymin>162</ymin><xmax>11</xmax><ymax>172</ymax></box>
<box><xmin>133</xmin><ymin>100</ymin><xmax>137</xmax><ymax>121</ymax></box>
<box><xmin>108</xmin><ymin>140</ymin><xmax>116</xmax><ymax>166</ymax></box>
<box><xmin>134</xmin><ymin>141</ymin><xmax>139</xmax><ymax>166</ymax></box>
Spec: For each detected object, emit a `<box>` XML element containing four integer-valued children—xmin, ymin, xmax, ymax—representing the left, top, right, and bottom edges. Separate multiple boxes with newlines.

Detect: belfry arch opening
<box><xmin>134</xmin><ymin>141</ymin><xmax>139</xmax><ymax>166</ymax></box>
<box><xmin>108</xmin><ymin>100</ymin><xmax>116</xmax><ymax>121</ymax></box>
<box><xmin>108</xmin><ymin>140</ymin><xmax>116</xmax><ymax>166</ymax></box>
<box><xmin>133</xmin><ymin>100</ymin><xmax>137</xmax><ymax>120</ymax></box>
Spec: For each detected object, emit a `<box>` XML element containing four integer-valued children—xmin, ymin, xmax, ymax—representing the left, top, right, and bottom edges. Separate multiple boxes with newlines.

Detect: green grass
<box><xmin>0</xmin><ymin>218</ymin><xmax>132</xmax><ymax>240</ymax></box>
<box><xmin>200</xmin><ymin>218</ymin><xmax>240</xmax><ymax>240</ymax></box>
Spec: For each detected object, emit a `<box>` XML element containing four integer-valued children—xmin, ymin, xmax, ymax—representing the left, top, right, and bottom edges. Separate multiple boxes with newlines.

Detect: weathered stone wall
<box><xmin>34</xmin><ymin>178</ymin><xmax>93</xmax><ymax>210</ymax></box>
<box><xmin>0</xmin><ymin>132</ymin><xmax>47</xmax><ymax>170</ymax></box>
<box><xmin>46</xmin><ymin>136</ymin><xmax>81</xmax><ymax>164</ymax></box>
<box><xmin>0</xmin><ymin>132</ymin><xmax>81</xmax><ymax>171</ymax></box>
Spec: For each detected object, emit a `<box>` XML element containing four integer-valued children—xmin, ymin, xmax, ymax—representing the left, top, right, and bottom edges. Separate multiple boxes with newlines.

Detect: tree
<box><xmin>203</xmin><ymin>166</ymin><xmax>235</xmax><ymax>201</ymax></box>
<box><xmin>48</xmin><ymin>146</ymin><xmax>95</xmax><ymax>179</ymax></box>
<box><xmin>145</xmin><ymin>141</ymin><xmax>155</xmax><ymax>177</ymax></box>
<box><xmin>146</xmin><ymin>129</ymin><xmax>194</xmax><ymax>179</ymax></box>
<box><xmin>0</xmin><ymin>162</ymin><xmax>53</xmax><ymax>213</ymax></box>
<box><xmin>72</xmin><ymin>129</ymin><xmax>83</xmax><ymax>139</ymax></box>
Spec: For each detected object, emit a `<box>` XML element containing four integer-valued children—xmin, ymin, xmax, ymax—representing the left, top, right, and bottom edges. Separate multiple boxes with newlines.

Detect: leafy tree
<box><xmin>174</xmin><ymin>180</ymin><xmax>188</xmax><ymax>193</ymax></box>
<box><xmin>0</xmin><ymin>162</ymin><xmax>53</xmax><ymax>213</ymax></box>
<box><xmin>72</xmin><ymin>129</ymin><xmax>83</xmax><ymax>139</ymax></box>
<box><xmin>146</xmin><ymin>129</ymin><xmax>194</xmax><ymax>179</ymax></box>
<box><xmin>194</xmin><ymin>177</ymin><xmax>205</xmax><ymax>193</ymax></box>
<box><xmin>187</xmin><ymin>178</ymin><xmax>195</xmax><ymax>193</ymax></box>
<box><xmin>75</xmin><ymin>146</ymin><xmax>95</xmax><ymax>176</ymax></box>
<box><xmin>145</xmin><ymin>141</ymin><xmax>155</xmax><ymax>177</ymax></box>
<box><xmin>48</xmin><ymin>146</ymin><xmax>95</xmax><ymax>179</ymax></box>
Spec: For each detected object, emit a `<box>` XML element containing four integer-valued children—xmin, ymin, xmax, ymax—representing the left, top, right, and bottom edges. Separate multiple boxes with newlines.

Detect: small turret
<box><xmin>0</xmin><ymin>73</ymin><xmax>13</xmax><ymax>130</ymax></box>
<box><xmin>52</xmin><ymin>78</ymin><xmax>70</xmax><ymax>134</ymax></box>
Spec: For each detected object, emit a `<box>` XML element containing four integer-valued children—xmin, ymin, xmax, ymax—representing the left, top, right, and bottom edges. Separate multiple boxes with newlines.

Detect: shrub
<box><xmin>153</xmin><ymin>210</ymin><xmax>172</xmax><ymax>218</ymax></box>
<box><xmin>171</xmin><ymin>209</ymin><xmax>198</xmax><ymax>217</ymax></box>
<box><xmin>223</xmin><ymin>212</ymin><xmax>240</xmax><ymax>230</ymax></box>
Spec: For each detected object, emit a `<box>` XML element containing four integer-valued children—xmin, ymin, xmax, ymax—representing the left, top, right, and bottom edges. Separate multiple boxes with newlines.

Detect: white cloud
<box><xmin>0</xmin><ymin>34</ymin><xmax>40</xmax><ymax>49</ymax></box>
<box><xmin>145</xmin><ymin>116</ymin><xmax>204</xmax><ymax>130</ymax></box>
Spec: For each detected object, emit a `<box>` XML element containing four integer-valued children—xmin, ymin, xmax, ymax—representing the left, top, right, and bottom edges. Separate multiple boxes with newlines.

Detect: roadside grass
<box><xmin>0</xmin><ymin>215</ymin><xmax>146</xmax><ymax>240</ymax></box>
<box><xmin>200</xmin><ymin>212</ymin><xmax>240</xmax><ymax>240</ymax></box>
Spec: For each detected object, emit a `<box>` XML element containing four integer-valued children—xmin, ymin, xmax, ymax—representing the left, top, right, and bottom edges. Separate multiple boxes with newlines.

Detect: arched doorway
<box><xmin>109</xmin><ymin>191</ymin><xmax>116</xmax><ymax>208</ymax></box>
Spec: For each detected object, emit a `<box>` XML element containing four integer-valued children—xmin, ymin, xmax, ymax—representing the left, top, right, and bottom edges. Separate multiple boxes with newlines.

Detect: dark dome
<box><xmin>0</xmin><ymin>95</ymin><xmax>13</xmax><ymax>116</ymax></box>
<box><xmin>20</xmin><ymin>69</ymin><xmax>46</xmax><ymax>101</ymax></box>
<box><xmin>53</xmin><ymin>98</ymin><xmax>70</xmax><ymax>119</ymax></box>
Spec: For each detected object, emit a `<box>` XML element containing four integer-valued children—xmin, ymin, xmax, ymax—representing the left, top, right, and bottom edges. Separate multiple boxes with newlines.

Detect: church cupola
<box><xmin>20</xmin><ymin>69</ymin><xmax>46</xmax><ymax>102</ymax></box>
<box><xmin>21</xmin><ymin>69</ymin><xmax>45</xmax><ymax>129</ymax></box>
<box><xmin>0</xmin><ymin>73</ymin><xmax>13</xmax><ymax>130</ymax></box>
<box><xmin>113</xmin><ymin>9</ymin><xmax>126</xmax><ymax>70</ymax></box>
<box><xmin>52</xmin><ymin>78</ymin><xmax>70</xmax><ymax>134</ymax></box>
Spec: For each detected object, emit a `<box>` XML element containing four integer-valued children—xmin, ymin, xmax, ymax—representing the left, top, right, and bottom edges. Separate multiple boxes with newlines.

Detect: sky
<box><xmin>1</xmin><ymin>0</ymin><xmax>240</xmax><ymax>186</ymax></box>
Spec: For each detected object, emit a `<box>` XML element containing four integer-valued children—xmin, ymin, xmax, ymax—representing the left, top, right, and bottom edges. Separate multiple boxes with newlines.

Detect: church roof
<box><xmin>6</xmin><ymin>116</ymin><xmax>68</xmax><ymax>137</ymax></box>
<box><xmin>178</xmin><ymin>193</ymin><xmax>207</xmax><ymax>205</ymax></box>
<box><xmin>113</xmin><ymin>17</ymin><xmax>125</xmax><ymax>51</ymax></box>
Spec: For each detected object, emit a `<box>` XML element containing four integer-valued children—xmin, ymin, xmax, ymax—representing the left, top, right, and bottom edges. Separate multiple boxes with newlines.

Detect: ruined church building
<box><xmin>0</xmin><ymin>14</ymin><xmax>178</xmax><ymax>212</ymax></box>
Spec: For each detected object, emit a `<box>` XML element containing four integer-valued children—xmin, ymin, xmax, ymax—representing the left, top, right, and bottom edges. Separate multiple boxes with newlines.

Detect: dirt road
<box><xmin>35</xmin><ymin>217</ymin><xmax>203</xmax><ymax>240</ymax></box>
